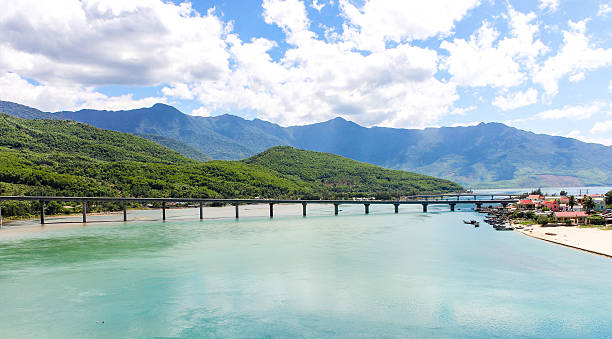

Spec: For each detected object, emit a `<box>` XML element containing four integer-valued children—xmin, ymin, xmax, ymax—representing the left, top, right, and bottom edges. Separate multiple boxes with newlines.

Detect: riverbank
<box><xmin>515</xmin><ymin>224</ymin><xmax>612</xmax><ymax>258</ymax></box>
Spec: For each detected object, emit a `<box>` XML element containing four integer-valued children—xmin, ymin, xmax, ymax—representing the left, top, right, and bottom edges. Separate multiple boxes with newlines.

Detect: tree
<box><xmin>605</xmin><ymin>190</ymin><xmax>612</xmax><ymax>206</ymax></box>
<box><xmin>568</xmin><ymin>195</ymin><xmax>576</xmax><ymax>211</ymax></box>
<box><xmin>560</xmin><ymin>190</ymin><xmax>567</xmax><ymax>196</ymax></box>
<box><xmin>530</xmin><ymin>188</ymin><xmax>543</xmax><ymax>196</ymax></box>
<box><xmin>582</xmin><ymin>196</ymin><xmax>595</xmax><ymax>212</ymax></box>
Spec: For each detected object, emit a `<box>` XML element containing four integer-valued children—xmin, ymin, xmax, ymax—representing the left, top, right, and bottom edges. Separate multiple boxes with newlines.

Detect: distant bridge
<box><xmin>0</xmin><ymin>196</ymin><xmax>518</xmax><ymax>226</ymax></box>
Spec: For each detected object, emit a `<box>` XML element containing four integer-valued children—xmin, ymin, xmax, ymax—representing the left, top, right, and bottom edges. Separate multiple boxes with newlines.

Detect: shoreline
<box><xmin>515</xmin><ymin>224</ymin><xmax>612</xmax><ymax>258</ymax></box>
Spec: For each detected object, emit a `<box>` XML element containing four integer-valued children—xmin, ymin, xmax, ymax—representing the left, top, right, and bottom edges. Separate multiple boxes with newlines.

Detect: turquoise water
<box><xmin>1</xmin><ymin>204</ymin><xmax>612</xmax><ymax>338</ymax></box>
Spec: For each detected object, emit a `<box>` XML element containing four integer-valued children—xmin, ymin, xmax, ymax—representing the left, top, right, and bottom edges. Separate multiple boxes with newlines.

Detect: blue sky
<box><xmin>0</xmin><ymin>0</ymin><xmax>611</xmax><ymax>144</ymax></box>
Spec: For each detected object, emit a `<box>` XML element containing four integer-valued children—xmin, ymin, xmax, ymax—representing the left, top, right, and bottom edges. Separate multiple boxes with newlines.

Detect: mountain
<box><xmin>3</xmin><ymin>100</ymin><xmax>611</xmax><ymax>187</ymax></box>
<box><xmin>0</xmin><ymin>114</ymin><xmax>459</xmax><ymax>217</ymax></box>
<box><xmin>135</xmin><ymin>134</ymin><xmax>212</xmax><ymax>162</ymax></box>
<box><xmin>244</xmin><ymin>146</ymin><xmax>462</xmax><ymax>197</ymax></box>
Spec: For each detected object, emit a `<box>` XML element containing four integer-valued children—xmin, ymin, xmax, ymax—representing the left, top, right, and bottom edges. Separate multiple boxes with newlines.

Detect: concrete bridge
<box><xmin>0</xmin><ymin>196</ymin><xmax>518</xmax><ymax>226</ymax></box>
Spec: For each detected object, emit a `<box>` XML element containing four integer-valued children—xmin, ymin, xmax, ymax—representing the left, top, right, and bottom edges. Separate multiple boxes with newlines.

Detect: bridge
<box><xmin>0</xmin><ymin>196</ymin><xmax>518</xmax><ymax>226</ymax></box>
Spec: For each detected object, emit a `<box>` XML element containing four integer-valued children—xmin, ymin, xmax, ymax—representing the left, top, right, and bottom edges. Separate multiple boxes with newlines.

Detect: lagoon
<box><xmin>1</xmin><ymin>203</ymin><xmax>612</xmax><ymax>338</ymax></box>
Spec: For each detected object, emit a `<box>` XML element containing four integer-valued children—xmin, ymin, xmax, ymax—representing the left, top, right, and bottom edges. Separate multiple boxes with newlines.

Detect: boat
<box><xmin>474</xmin><ymin>222</ymin><xmax>479</xmax><ymax>227</ymax></box>
<box><xmin>463</xmin><ymin>220</ymin><xmax>477</xmax><ymax>224</ymax></box>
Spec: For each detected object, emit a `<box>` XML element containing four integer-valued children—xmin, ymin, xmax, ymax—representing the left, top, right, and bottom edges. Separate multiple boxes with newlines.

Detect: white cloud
<box><xmin>566</xmin><ymin>130</ymin><xmax>612</xmax><ymax>146</ymax></box>
<box><xmin>0</xmin><ymin>0</ymin><xmax>231</xmax><ymax>86</ymax></box>
<box><xmin>598</xmin><ymin>2</ymin><xmax>612</xmax><ymax>16</ymax></box>
<box><xmin>539</xmin><ymin>0</ymin><xmax>559</xmax><ymax>12</ymax></box>
<box><xmin>591</xmin><ymin>120</ymin><xmax>612</xmax><ymax>133</ymax></box>
<box><xmin>310</xmin><ymin>0</ymin><xmax>325</xmax><ymax>12</ymax></box>
<box><xmin>191</xmin><ymin>106</ymin><xmax>210</xmax><ymax>117</ymax></box>
<box><xmin>162</xmin><ymin>83</ymin><xmax>194</xmax><ymax>100</ymax></box>
<box><xmin>533</xmin><ymin>102</ymin><xmax>605</xmax><ymax>120</ymax></box>
<box><xmin>609</xmin><ymin>80</ymin><xmax>612</xmax><ymax>93</ymax></box>
<box><xmin>339</xmin><ymin>0</ymin><xmax>481</xmax><ymax>52</ymax></box>
<box><xmin>0</xmin><ymin>72</ymin><xmax>165</xmax><ymax>112</ymax></box>
<box><xmin>262</xmin><ymin>0</ymin><xmax>311</xmax><ymax>43</ymax></box>
<box><xmin>492</xmin><ymin>88</ymin><xmax>538</xmax><ymax>111</ymax></box>
<box><xmin>449</xmin><ymin>106</ymin><xmax>476</xmax><ymax>116</ymax></box>
<box><xmin>568</xmin><ymin>72</ymin><xmax>585</xmax><ymax>82</ymax></box>
<box><xmin>533</xmin><ymin>20</ymin><xmax>612</xmax><ymax>99</ymax></box>
<box><xmin>441</xmin><ymin>7</ymin><xmax>548</xmax><ymax>88</ymax></box>
<box><xmin>191</xmin><ymin>34</ymin><xmax>457</xmax><ymax>127</ymax></box>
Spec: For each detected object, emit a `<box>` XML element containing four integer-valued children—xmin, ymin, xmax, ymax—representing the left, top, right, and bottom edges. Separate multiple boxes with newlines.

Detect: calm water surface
<box><xmin>1</xmin><ymin>204</ymin><xmax>611</xmax><ymax>338</ymax></box>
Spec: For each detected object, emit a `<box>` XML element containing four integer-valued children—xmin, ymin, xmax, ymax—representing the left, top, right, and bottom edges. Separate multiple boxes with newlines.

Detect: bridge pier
<box><xmin>162</xmin><ymin>202</ymin><xmax>166</xmax><ymax>221</ymax></box>
<box><xmin>82</xmin><ymin>202</ymin><xmax>87</xmax><ymax>223</ymax></box>
<box><xmin>122</xmin><ymin>201</ymin><xmax>127</xmax><ymax>221</ymax></box>
<box><xmin>475</xmin><ymin>202</ymin><xmax>482</xmax><ymax>210</ymax></box>
<box><xmin>40</xmin><ymin>200</ymin><xmax>45</xmax><ymax>224</ymax></box>
<box><xmin>394</xmin><ymin>203</ymin><xmax>399</xmax><ymax>213</ymax></box>
<box><xmin>334</xmin><ymin>203</ymin><xmax>339</xmax><ymax>215</ymax></box>
<box><xmin>199</xmin><ymin>202</ymin><xmax>204</xmax><ymax>220</ymax></box>
<box><xmin>422</xmin><ymin>203</ymin><xmax>428</xmax><ymax>213</ymax></box>
<box><xmin>302</xmin><ymin>202</ymin><xmax>307</xmax><ymax>217</ymax></box>
<box><xmin>269</xmin><ymin>203</ymin><xmax>274</xmax><ymax>218</ymax></box>
<box><xmin>450</xmin><ymin>203</ymin><xmax>455</xmax><ymax>212</ymax></box>
<box><xmin>364</xmin><ymin>204</ymin><xmax>370</xmax><ymax>214</ymax></box>
<box><xmin>235</xmin><ymin>204</ymin><xmax>239</xmax><ymax>219</ymax></box>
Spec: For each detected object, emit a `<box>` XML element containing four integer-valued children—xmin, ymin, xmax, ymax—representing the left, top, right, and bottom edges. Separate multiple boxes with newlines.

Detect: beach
<box><xmin>516</xmin><ymin>224</ymin><xmax>612</xmax><ymax>258</ymax></box>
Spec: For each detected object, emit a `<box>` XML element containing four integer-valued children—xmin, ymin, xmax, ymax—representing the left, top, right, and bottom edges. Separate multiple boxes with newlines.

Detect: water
<box><xmin>1</xmin><ymin>203</ymin><xmax>612</xmax><ymax>338</ymax></box>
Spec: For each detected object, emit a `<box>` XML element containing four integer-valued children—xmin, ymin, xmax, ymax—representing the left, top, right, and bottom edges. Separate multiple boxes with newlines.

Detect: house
<box><xmin>553</xmin><ymin>211</ymin><xmax>588</xmax><ymax>225</ymax></box>
<box><xmin>593</xmin><ymin>198</ymin><xmax>606</xmax><ymax>212</ymax></box>
<box><xmin>527</xmin><ymin>194</ymin><xmax>545</xmax><ymax>201</ymax></box>
<box><xmin>540</xmin><ymin>200</ymin><xmax>560</xmax><ymax>212</ymax></box>
<box><xmin>517</xmin><ymin>199</ymin><xmax>535</xmax><ymax>209</ymax></box>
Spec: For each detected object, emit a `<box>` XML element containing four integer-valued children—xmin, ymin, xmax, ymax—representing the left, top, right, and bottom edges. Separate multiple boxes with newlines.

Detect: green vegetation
<box><xmin>0</xmin><ymin>114</ymin><xmax>462</xmax><ymax>218</ymax></box>
<box><xmin>605</xmin><ymin>190</ymin><xmax>612</xmax><ymax>206</ymax></box>
<box><xmin>582</xmin><ymin>196</ymin><xmax>595</xmax><ymax>212</ymax></box>
<box><xmin>587</xmin><ymin>215</ymin><xmax>606</xmax><ymax>225</ymax></box>
<box><xmin>243</xmin><ymin>146</ymin><xmax>462</xmax><ymax>199</ymax></box>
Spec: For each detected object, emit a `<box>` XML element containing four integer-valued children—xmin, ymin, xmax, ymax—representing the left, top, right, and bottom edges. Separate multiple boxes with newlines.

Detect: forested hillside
<box><xmin>244</xmin><ymin>146</ymin><xmax>462</xmax><ymax>198</ymax></box>
<box><xmin>0</xmin><ymin>114</ymin><xmax>461</xmax><ymax>218</ymax></box>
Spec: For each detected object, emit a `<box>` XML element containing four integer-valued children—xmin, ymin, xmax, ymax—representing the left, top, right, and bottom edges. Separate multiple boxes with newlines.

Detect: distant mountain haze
<box><xmin>2</xmin><ymin>100</ymin><xmax>611</xmax><ymax>188</ymax></box>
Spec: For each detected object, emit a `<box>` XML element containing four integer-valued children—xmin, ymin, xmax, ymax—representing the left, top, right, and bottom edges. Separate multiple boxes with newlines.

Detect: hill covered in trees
<box><xmin>244</xmin><ymin>146</ymin><xmax>462</xmax><ymax>198</ymax></box>
<box><xmin>0</xmin><ymin>114</ymin><xmax>461</xmax><ymax>218</ymax></box>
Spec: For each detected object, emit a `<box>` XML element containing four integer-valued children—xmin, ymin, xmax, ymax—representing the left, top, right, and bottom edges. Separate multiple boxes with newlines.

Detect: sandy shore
<box><xmin>0</xmin><ymin>203</ymin><xmax>330</xmax><ymax>238</ymax></box>
<box><xmin>516</xmin><ymin>225</ymin><xmax>612</xmax><ymax>258</ymax></box>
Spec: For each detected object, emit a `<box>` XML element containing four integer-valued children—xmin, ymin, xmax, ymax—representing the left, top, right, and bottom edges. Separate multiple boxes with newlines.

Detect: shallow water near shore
<box><xmin>1</xmin><ymin>203</ymin><xmax>612</xmax><ymax>338</ymax></box>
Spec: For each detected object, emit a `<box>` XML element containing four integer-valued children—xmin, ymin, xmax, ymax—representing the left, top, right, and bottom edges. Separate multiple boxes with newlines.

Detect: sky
<box><xmin>0</xmin><ymin>0</ymin><xmax>611</xmax><ymax>144</ymax></box>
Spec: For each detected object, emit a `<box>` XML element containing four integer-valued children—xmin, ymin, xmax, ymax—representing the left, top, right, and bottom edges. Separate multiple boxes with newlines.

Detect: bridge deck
<box><xmin>0</xmin><ymin>196</ymin><xmax>517</xmax><ymax>226</ymax></box>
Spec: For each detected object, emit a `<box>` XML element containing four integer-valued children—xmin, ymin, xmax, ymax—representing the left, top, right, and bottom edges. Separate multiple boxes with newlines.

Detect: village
<box><xmin>510</xmin><ymin>190</ymin><xmax>612</xmax><ymax>227</ymax></box>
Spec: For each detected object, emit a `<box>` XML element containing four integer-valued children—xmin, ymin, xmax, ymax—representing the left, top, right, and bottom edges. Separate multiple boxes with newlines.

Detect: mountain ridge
<box><xmin>2</xmin><ymin>100</ymin><xmax>610</xmax><ymax>188</ymax></box>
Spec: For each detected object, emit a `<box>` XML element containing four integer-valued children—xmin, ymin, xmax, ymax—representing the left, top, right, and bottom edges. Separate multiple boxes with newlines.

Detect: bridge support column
<box><xmin>235</xmin><ymin>204</ymin><xmax>239</xmax><ymax>219</ymax></box>
<box><xmin>334</xmin><ymin>203</ymin><xmax>339</xmax><ymax>215</ymax></box>
<box><xmin>422</xmin><ymin>203</ymin><xmax>428</xmax><ymax>213</ymax></box>
<box><xmin>474</xmin><ymin>195</ymin><xmax>477</xmax><ymax>200</ymax></box>
<box><xmin>491</xmin><ymin>195</ymin><xmax>495</xmax><ymax>199</ymax></box>
<box><xmin>123</xmin><ymin>201</ymin><xmax>127</xmax><ymax>221</ymax></box>
<box><xmin>40</xmin><ymin>200</ymin><xmax>45</xmax><ymax>224</ymax></box>
<box><xmin>199</xmin><ymin>202</ymin><xmax>204</xmax><ymax>220</ymax></box>
<box><xmin>394</xmin><ymin>203</ymin><xmax>399</xmax><ymax>213</ymax></box>
<box><xmin>302</xmin><ymin>202</ymin><xmax>307</xmax><ymax>217</ymax></box>
<box><xmin>475</xmin><ymin>202</ymin><xmax>482</xmax><ymax>210</ymax></box>
<box><xmin>162</xmin><ymin>202</ymin><xmax>166</xmax><ymax>221</ymax></box>
<box><xmin>269</xmin><ymin>203</ymin><xmax>274</xmax><ymax>218</ymax></box>
<box><xmin>364</xmin><ymin>204</ymin><xmax>370</xmax><ymax>214</ymax></box>
<box><xmin>450</xmin><ymin>203</ymin><xmax>455</xmax><ymax>212</ymax></box>
<box><xmin>82</xmin><ymin>202</ymin><xmax>87</xmax><ymax>223</ymax></box>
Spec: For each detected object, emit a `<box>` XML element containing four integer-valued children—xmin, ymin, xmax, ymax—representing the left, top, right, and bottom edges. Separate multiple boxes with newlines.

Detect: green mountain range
<box><xmin>3</xmin><ymin>100</ymin><xmax>610</xmax><ymax>187</ymax></box>
<box><xmin>0</xmin><ymin>113</ymin><xmax>460</xmax><ymax>217</ymax></box>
